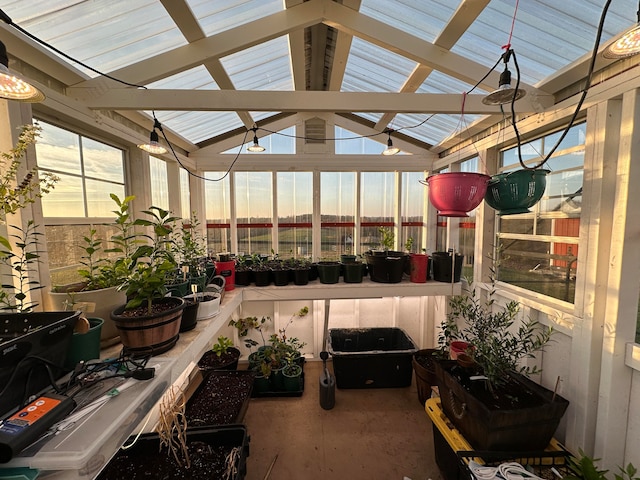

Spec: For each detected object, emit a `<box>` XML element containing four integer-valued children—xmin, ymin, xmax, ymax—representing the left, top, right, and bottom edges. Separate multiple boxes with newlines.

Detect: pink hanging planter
<box><xmin>421</xmin><ymin>172</ymin><xmax>491</xmax><ymax>217</ymax></box>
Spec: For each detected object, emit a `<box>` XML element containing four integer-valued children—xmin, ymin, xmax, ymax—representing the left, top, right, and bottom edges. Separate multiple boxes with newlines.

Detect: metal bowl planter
<box><xmin>423</xmin><ymin>172</ymin><xmax>491</xmax><ymax>217</ymax></box>
<box><xmin>484</xmin><ymin>169</ymin><xmax>550</xmax><ymax>215</ymax></box>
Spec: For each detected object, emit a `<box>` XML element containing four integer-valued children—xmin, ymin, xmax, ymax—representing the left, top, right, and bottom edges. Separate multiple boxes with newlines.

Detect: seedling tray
<box><xmin>251</xmin><ymin>372</ymin><xmax>305</xmax><ymax>398</ymax></box>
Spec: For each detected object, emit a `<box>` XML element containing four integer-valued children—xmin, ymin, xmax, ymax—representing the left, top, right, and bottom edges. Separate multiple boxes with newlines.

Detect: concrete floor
<box><xmin>242</xmin><ymin>360</ymin><xmax>442</xmax><ymax>480</ymax></box>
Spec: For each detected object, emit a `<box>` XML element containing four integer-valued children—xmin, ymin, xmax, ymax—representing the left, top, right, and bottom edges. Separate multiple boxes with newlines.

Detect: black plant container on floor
<box><xmin>432</xmin><ymin>358</ymin><xmax>569</xmax><ymax>451</ymax></box>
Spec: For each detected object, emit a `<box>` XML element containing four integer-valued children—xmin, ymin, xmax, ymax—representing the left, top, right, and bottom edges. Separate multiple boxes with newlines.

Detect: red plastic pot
<box><xmin>409</xmin><ymin>253</ymin><xmax>428</xmax><ymax>283</ymax></box>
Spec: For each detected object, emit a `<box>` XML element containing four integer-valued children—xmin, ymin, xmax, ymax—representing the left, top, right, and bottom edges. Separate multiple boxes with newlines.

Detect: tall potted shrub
<box><xmin>432</xmin><ymin>265</ymin><xmax>569</xmax><ymax>451</ymax></box>
<box><xmin>110</xmin><ymin>206</ymin><xmax>185</xmax><ymax>356</ymax></box>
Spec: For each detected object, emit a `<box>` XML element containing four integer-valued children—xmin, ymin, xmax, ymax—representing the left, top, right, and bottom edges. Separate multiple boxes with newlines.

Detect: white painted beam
<box><xmin>77</xmin><ymin>89</ymin><xmax>552</xmax><ymax>114</ymax></box>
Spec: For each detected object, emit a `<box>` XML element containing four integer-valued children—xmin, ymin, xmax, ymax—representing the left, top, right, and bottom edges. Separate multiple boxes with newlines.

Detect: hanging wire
<box><xmin>510</xmin><ymin>0</ymin><xmax>613</xmax><ymax>170</ymax></box>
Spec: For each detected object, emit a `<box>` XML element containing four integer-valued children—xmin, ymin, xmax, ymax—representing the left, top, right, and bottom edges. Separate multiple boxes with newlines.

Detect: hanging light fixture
<box><xmin>0</xmin><ymin>40</ymin><xmax>44</xmax><ymax>102</ymax></box>
<box><xmin>247</xmin><ymin>127</ymin><xmax>265</xmax><ymax>152</ymax></box>
<box><xmin>482</xmin><ymin>49</ymin><xmax>526</xmax><ymax>106</ymax></box>
<box><xmin>382</xmin><ymin>130</ymin><xmax>400</xmax><ymax>156</ymax></box>
<box><xmin>138</xmin><ymin>117</ymin><xmax>167</xmax><ymax>154</ymax></box>
<box><xmin>603</xmin><ymin>4</ymin><xmax>640</xmax><ymax>58</ymax></box>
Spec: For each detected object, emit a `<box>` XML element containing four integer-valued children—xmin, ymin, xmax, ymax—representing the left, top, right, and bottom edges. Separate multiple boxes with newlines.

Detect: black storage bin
<box><xmin>0</xmin><ymin>311</ymin><xmax>80</xmax><ymax>416</ymax></box>
<box><xmin>328</xmin><ymin>327</ymin><xmax>417</xmax><ymax>388</ymax></box>
<box><xmin>97</xmin><ymin>425</ymin><xmax>249</xmax><ymax>480</ymax></box>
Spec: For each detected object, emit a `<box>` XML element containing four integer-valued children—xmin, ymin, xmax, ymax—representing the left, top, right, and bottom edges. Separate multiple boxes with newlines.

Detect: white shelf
<box><xmin>240</xmin><ymin>278</ymin><xmax>461</xmax><ymax>301</ymax></box>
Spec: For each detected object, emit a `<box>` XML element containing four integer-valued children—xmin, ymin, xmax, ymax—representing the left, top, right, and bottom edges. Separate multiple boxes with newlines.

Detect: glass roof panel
<box><xmin>360</xmin><ymin>0</ymin><xmax>454</xmax><ymax>44</ymax></box>
<box><xmin>0</xmin><ymin>0</ymin><xmax>186</xmax><ymax>77</ymax></box>
<box><xmin>221</xmin><ymin>36</ymin><xmax>293</xmax><ymax>91</ymax></box>
<box><xmin>187</xmin><ymin>0</ymin><xmax>283</xmax><ymax>36</ymax></box>
<box><xmin>342</xmin><ymin>37</ymin><xmax>417</xmax><ymax>93</ymax></box>
<box><xmin>156</xmin><ymin>111</ymin><xmax>242</xmax><ymax>145</ymax></box>
<box><xmin>147</xmin><ymin>65</ymin><xmax>220</xmax><ymax>90</ymax></box>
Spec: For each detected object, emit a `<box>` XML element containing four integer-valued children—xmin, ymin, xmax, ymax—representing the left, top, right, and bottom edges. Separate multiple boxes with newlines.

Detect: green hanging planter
<box><xmin>484</xmin><ymin>169</ymin><xmax>550</xmax><ymax>215</ymax></box>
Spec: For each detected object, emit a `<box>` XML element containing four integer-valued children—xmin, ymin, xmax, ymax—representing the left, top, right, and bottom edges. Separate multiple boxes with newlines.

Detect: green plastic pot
<box><xmin>485</xmin><ymin>169</ymin><xmax>550</xmax><ymax>215</ymax></box>
<box><xmin>65</xmin><ymin>317</ymin><xmax>103</xmax><ymax>369</ymax></box>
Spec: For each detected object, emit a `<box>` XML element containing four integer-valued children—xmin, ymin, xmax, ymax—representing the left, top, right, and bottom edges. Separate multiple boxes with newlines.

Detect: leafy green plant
<box><xmin>447</xmin><ymin>253</ymin><xmax>553</xmax><ymax>393</ymax></box>
<box><xmin>211</xmin><ymin>336</ymin><xmax>234</xmax><ymax>357</ymax></box>
<box><xmin>378</xmin><ymin>226</ymin><xmax>394</xmax><ymax>251</ymax></box>
<box><xmin>0</xmin><ymin>124</ymin><xmax>58</xmax><ymax>251</ymax></box>
<box><xmin>117</xmin><ymin>205</ymin><xmax>181</xmax><ymax>313</ymax></box>
<box><xmin>0</xmin><ymin>220</ymin><xmax>44</xmax><ymax>312</ymax></box>
<box><xmin>229</xmin><ymin>315</ymin><xmax>271</xmax><ymax>345</ymax></box>
<box><xmin>174</xmin><ymin>212</ymin><xmax>206</xmax><ymax>276</ymax></box>
<box><xmin>404</xmin><ymin>237</ymin><xmax>414</xmax><ymax>253</ymax></box>
<box><xmin>566</xmin><ymin>450</ymin><xmax>638</xmax><ymax>480</ymax></box>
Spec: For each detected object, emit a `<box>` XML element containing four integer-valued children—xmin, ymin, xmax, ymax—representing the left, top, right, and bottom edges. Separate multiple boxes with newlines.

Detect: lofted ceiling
<box><xmin>0</xmin><ymin>0</ymin><xmax>636</xmax><ymax>160</ymax></box>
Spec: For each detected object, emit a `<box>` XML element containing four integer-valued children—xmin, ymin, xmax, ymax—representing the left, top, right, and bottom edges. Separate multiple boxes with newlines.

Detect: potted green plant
<box><xmin>174</xmin><ymin>212</ymin><xmax>207</xmax><ymax>292</ymax></box>
<box><xmin>432</xmin><ymin>260</ymin><xmax>569</xmax><ymax>451</ymax></box>
<box><xmin>197</xmin><ymin>336</ymin><xmax>241</xmax><ymax>374</ymax></box>
<box><xmin>316</xmin><ymin>257</ymin><xmax>341</xmax><ymax>284</ymax></box>
<box><xmin>289</xmin><ymin>257</ymin><xmax>311</xmax><ymax>285</ymax></box>
<box><xmin>46</xmin><ymin>205</ymin><xmax>130</xmax><ymax>347</ymax></box>
<box><xmin>342</xmin><ymin>254</ymin><xmax>364</xmax><ymax>283</ymax></box>
<box><xmin>364</xmin><ymin>227</ymin><xmax>408</xmax><ymax>283</ymax></box>
<box><xmin>110</xmin><ymin>205</ymin><xmax>185</xmax><ymax>356</ymax></box>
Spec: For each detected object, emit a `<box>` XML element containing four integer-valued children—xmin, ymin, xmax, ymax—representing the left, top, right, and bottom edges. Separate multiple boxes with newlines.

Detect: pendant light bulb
<box><xmin>138</xmin><ymin>118</ymin><xmax>168</xmax><ymax>154</ymax></box>
<box><xmin>482</xmin><ymin>66</ymin><xmax>526</xmax><ymax>106</ymax></box>
<box><xmin>603</xmin><ymin>23</ymin><xmax>640</xmax><ymax>58</ymax></box>
<box><xmin>247</xmin><ymin>128</ymin><xmax>265</xmax><ymax>152</ymax></box>
<box><xmin>0</xmin><ymin>41</ymin><xmax>44</xmax><ymax>102</ymax></box>
<box><xmin>382</xmin><ymin>131</ymin><xmax>400</xmax><ymax>156</ymax></box>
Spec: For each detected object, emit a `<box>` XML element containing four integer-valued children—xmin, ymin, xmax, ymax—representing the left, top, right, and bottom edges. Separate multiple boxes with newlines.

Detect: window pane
<box><xmin>321</xmin><ymin>172</ymin><xmax>355</xmax><ymax>220</ymax></box>
<box><xmin>149</xmin><ymin>156</ymin><xmax>169</xmax><ymax>209</ymax></box>
<box><xmin>204</xmin><ymin>172</ymin><xmax>231</xmax><ymax>255</ymax></box>
<box><xmin>46</xmin><ymin>223</ymin><xmax>120</xmax><ymax>287</ymax></box>
<box><xmin>278</xmin><ymin>172</ymin><xmax>312</xmax><ymax>257</ymax></box>
<box><xmin>436</xmin><ymin>216</ymin><xmax>447</xmax><ymax>251</ymax></box>
<box><xmin>237</xmin><ymin>227</ymin><xmax>272</xmax><ymax>255</ymax></box>
<box><xmin>401</xmin><ymin>172</ymin><xmax>426</xmax><ymax>251</ymax></box>
<box><xmin>360</xmin><ymin>172</ymin><xmax>395</xmax><ymax>221</ymax></box>
<box><xmin>180</xmin><ymin>169</ymin><xmax>191</xmax><ymax>219</ymax></box>
<box><xmin>82</xmin><ymin>137</ymin><xmax>124</xmax><ymax>183</ymax></box>
<box><xmin>321</xmin><ymin>226</ymin><xmax>352</xmax><ymax>260</ymax></box>
<box><xmin>86</xmin><ymin>179</ymin><xmax>124</xmax><ymax>217</ymax></box>
<box><xmin>41</xmin><ymin>173</ymin><xmax>85</xmax><ymax>217</ymax></box>
<box><xmin>235</xmin><ymin>172</ymin><xmax>272</xmax><ymax>222</ymax></box>
<box><xmin>321</xmin><ymin>172</ymin><xmax>355</xmax><ymax>257</ymax></box>
<box><xmin>236</xmin><ymin>172</ymin><xmax>272</xmax><ymax>255</ymax></box>
<box><xmin>497</xmin><ymin>239</ymin><xmax>577</xmax><ymax>303</ymax></box>
<box><xmin>35</xmin><ymin>122</ymin><xmax>81</xmax><ymax>174</ymax></box>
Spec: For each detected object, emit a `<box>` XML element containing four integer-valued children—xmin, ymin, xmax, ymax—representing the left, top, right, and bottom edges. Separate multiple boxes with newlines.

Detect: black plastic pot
<box><xmin>252</xmin><ymin>269</ymin><xmax>271</xmax><ymax>287</ymax></box>
<box><xmin>365</xmin><ymin>251</ymin><xmax>408</xmax><ymax>283</ymax></box>
<box><xmin>179</xmin><ymin>298</ymin><xmax>199</xmax><ymax>332</ymax></box>
<box><xmin>234</xmin><ymin>269</ymin><xmax>251</xmax><ymax>286</ymax></box>
<box><xmin>316</xmin><ymin>261</ymin><xmax>341</xmax><ymax>284</ymax></box>
<box><xmin>271</xmin><ymin>268</ymin><xmax>290</xmax><ymax>286</ymax></box>
<box><xmin>431</xmin><ymin>251</ymin><xmax>463</xmax><ymax>283</ymax></box>
<box><xmin>293</xmin><ymin>268</ymin><xmax>310</xmax><ymax>285</ymax></box>
<box><xmin>342</xmin><ymin>262</ymin><xmax>364</xmax><ymax>283</ymax></box>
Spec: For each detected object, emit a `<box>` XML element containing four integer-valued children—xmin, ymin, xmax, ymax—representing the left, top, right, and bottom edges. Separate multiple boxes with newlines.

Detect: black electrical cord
<box><xmin>510</xmin><ymin>0</ymin><xmax>613</xmax><ymax>170</ymax></box>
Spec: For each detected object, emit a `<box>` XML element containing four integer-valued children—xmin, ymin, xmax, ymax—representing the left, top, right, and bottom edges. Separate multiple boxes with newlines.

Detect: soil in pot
<box><xmin>185</xmin><ymin>371</ymin><xmax>255</xmax><ymax>426</ymax></box>
<box><xmin>198</xmin><ymin>347</ymin><xmax>241</xmax><ymax>372</ymax></box>
<box><xmin>97</xmin><ymin>426</ymin><xmax>248</xmax><ymax>480</ymax></box>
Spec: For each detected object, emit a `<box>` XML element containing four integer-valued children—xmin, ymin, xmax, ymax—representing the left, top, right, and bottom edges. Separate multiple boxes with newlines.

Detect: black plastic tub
<box><xmin>0</xmin><ymin>311</ymin><xmax>80</xmax><ymax>416</ymax></box>
<box><xmin>185</xmin><ymin>370</ymin><xmax>255</xmax><ymax>426</ymax></box>
<box><xmin>328</xmin><ymin>327</ymin><xmax>417</xmax><ymax>389</ymax></box>
<box><xmin>97</xmin><ymin>425</ymin><xmax>249</xmax><ymax>480</ymax></box>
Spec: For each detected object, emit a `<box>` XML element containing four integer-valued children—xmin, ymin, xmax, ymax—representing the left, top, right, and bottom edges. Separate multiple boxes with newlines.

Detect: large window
<box><xmin>496</xmin><ymin>123</ymin><xmax>585</xmax><ymax>303</ymax></box>
<box><xmin>459</xmin><ymin>158</ymin><xmax>480</xmax><ymax>279</ymax></box>
<box><xmin>321</xmin><ymin>172</ymin><xmax>355</xmax><ymax>259</ymax></box>
<box><xmin>236</xmin><ymin>172</ymin><xmax>273</xmax><ymax>255</ymax></box>
<box><xmin>277</xmin><ymin>172</ymin><xmax>312</xmax><ymax>257</ymax></box>
<box><xmin>36</xmin><ymin>120</ymin><xmax>125</xmax><ymax>286</ymax></box>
